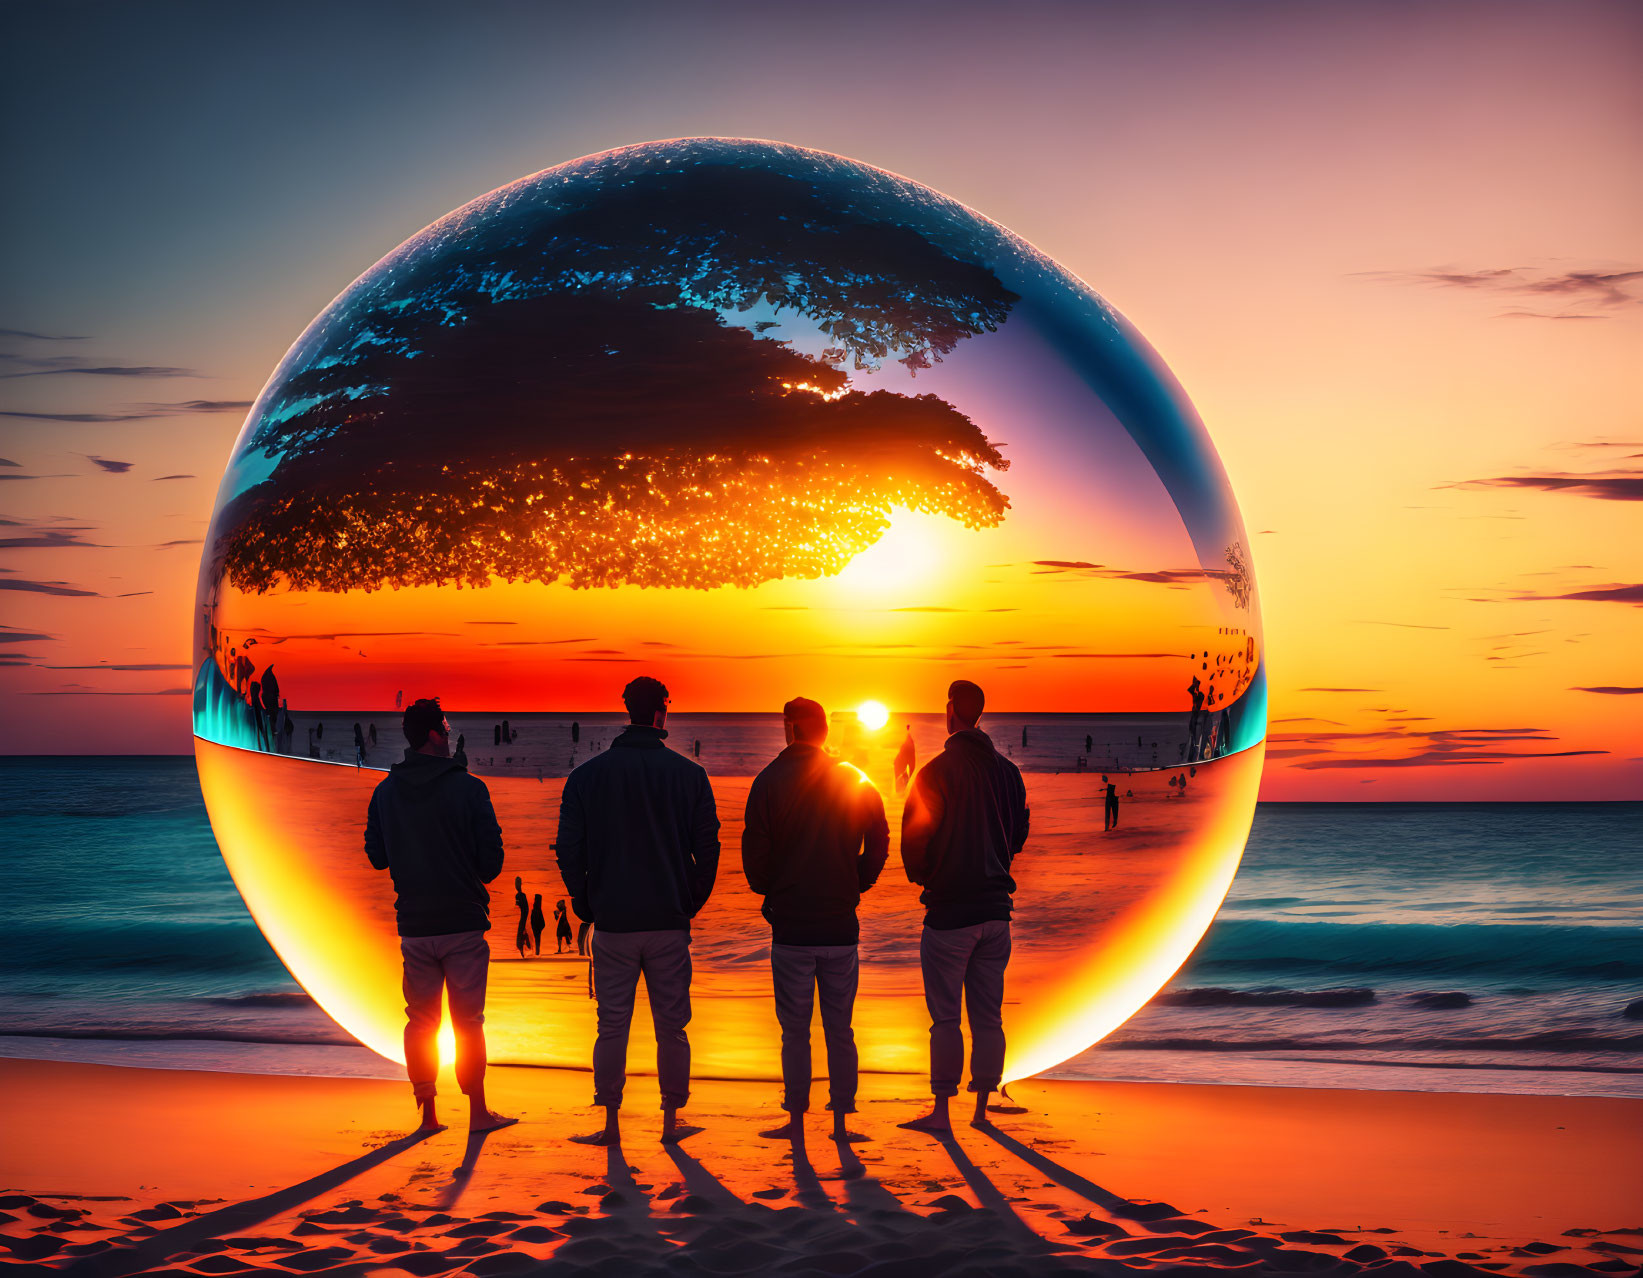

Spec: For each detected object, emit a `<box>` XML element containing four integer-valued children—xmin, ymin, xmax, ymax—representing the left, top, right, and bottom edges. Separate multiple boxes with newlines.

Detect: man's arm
<box><xmin>688</xmin><ymin>772</ymin><xmax>722</xmax><ymax>915</ymax></box>
<box><xmin>364</xmin><ymin>787</ymin><xmax>389</xmax><ymax>870</ymax></box>
<box><xmin>857</xmin><ymin>781</ymin><xmax>890</xmax><ymax>893</ymax></box>
<box><xmin>469</xmin><ymin>779</ymin><xmax>505</xmax><ymax>883</ymax></box>
<box><xmin>900</xmin><ymin>768</ymin><xmax>943</xmax><ymax>885</ymax></box>
<box><xmin>555</xmin><ymin>775</ymin><xmax>591</xmax><ymax>921</ymax></box>
<box><xmin>741</xmin><ymin>773</ymin><xmax>772</xmax><ymax>896</ymax></box>
<box><xmin>1011</xmin><ymin>769</ymin><xmax>1030</xmax><ymax>861</ymax></box>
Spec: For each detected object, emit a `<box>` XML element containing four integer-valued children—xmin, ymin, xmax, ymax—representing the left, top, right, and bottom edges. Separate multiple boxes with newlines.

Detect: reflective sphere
<box><xmin>194</xmin><ymin>139</ymin><xmax>1266</xmax><ymax>1085</ymax></box>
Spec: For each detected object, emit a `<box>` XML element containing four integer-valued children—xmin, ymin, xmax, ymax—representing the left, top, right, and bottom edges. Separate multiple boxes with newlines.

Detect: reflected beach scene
<box><xmin>191</xmin><ymin>138</ymin><xmax>1266</xmax><ymax>1084</ymax></box>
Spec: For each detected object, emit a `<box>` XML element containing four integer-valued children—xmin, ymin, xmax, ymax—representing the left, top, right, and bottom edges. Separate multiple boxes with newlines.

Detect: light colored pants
<box><xmin>591</xmin><ymin>929</ymin><xmax>693</xmax><ymax>1110</ymax></box>
<box><xmin>400</xmin><ymin>930</ymin><xmax>490</xmax><ymax>1101</ymax></box>
<box><xmin>771</xmin><ymin>943</ymin><xmax>859</xmax><ymax>1114</ymax></box>
<box><xmin>920</xmin><ymin>920</ymin><xmax>1011</xmax><ymax>1097</ymax></box>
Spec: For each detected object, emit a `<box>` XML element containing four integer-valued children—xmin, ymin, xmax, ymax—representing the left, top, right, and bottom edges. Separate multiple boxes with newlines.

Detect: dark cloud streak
<box><xmin>0</xmin><ymin>578</ymin><xmax>98</xmax><ymax>596</ymax></box>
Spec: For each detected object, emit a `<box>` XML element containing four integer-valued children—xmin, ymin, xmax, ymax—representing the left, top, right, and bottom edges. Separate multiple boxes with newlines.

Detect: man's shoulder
<box><xmin>749</xmin><ymin>755</ymin><xmax>783</xmax><ymax>790</ymax></box>
<box><xmin>659</xmin><ymin>746</ymin><xmax>711</xmax><ymax>785</ymax></box>
<box><xmin>915</xmin><ymin>750</ymin><xmax>956</xmax><ymax>785</ymax></box>
<box><xmin>450</xmin><ymin>768</ymin><xmax>493</xmax><ymax>799</ymax></box>
<box><xmin>571</xmin><ymin>743</ymin><xmax>706</xmax><ymax>782</ymax></box>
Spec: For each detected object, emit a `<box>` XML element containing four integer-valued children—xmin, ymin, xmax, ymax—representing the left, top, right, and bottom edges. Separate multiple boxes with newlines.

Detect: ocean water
<box><xmin>1</xmin><ymin>757</ymin><xmax>1638</xmax><ymax>1096</ymax></box>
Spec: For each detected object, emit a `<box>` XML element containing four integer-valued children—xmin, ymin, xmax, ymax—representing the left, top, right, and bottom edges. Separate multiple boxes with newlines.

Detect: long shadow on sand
<box><xmin>432</xmin><ymin>1125</ymin><xmax>507</xmax><ymax>1211</ymax></box>
<box><xmin>833</xmin><ymin>1139</ymin><xmax>915</xmax><ymax>1225</ymax></box>
<box><xmin>601</xmin><ymin>1143</ymin><xmax>654</xmax><ymax>1216</ymax></box>
<box><xmin>973</xmin><ymin>1120</ymin><xmax>1130</xmax><ymax>1212</ymax></box>
<box><xmin>781</xmin><ymin>1132</ymin><xmax>835</xmax><ymax>1209</ymax></box>
<box><xmin>931</xmin><ymin>1129</ymin><xmax>1045</xmax><ymax>1242</ymax></box>
<box><xmin>662</xmin><ymin>1142</ymin><xmax>745</xmax><ymax>1212</ymax></box>
<box><xmin>53</xmin><ymin>1130</ymin><xmax>440</xmax><ymax>1278</ymax></box>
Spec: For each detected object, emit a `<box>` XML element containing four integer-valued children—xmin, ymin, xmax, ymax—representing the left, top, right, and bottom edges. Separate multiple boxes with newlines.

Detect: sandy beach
<box><xmin>4</xmin><ymin>1059</ymin><xmax>1639</xmax><ymax>1277</ymax></box>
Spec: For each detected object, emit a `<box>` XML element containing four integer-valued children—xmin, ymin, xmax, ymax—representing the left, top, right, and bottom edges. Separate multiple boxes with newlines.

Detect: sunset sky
<box><xmin>2</xmin><ymin>0</ymin><xmax>1638</xmax><ymax>800</ymax></box>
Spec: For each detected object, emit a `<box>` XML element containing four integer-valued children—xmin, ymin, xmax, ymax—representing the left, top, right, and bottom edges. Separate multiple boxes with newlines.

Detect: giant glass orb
<box><xmin>193</xmin><ymin>139</ymin><xmax>1266</xmax><ymax>1085</ymax></box>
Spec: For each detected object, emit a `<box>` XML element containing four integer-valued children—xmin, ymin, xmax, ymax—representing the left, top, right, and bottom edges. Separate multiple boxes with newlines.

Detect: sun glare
<box><xmin>830</xmin><ymin>508</ymin><xmax>947</xmax><ymax>598</ymax></box>
<box><xmin>856</xmin><ymin>700</ymin><xmax>890</xmax><ymax>731</ymax></box>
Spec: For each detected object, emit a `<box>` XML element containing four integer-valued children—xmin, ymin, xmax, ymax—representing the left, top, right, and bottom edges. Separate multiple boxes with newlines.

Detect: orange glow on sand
<box><xmin>195</xmin><ymin>736</ymin><xmax>1262</xmax><ymax>1084</ymax></box>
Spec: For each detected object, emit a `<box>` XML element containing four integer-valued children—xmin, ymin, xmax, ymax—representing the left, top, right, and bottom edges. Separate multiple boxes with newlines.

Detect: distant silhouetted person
<box><xmin>494</xmin><ymin>723</ymin><xmax>502</xmax><ymax>747</ymax></box>
<box><xmin>571</xmin><ymin>720</ymin><xmax>580</xmax><ymax>744</ymax></box>
<box><xmin>259</xmin><ymin>668</ymin><xmax>280</xmax><ymax>749</ymax></box>
<box><xmin>530</xmin><ymin>893</ymin><xmax>546</xmax><ymax>955</ymax></box>
<box><xmin>513</xmin><ymin>877</ymin><xmax>530</xmax><ymax>958</ymax></box>
<box><xmin>502</xmin><ymin>719</ymin><xmax>512</xmax><ymax>744</ymax></box>
<box><xmin>369</xmin><ymin>722</ymin><xmax>378</xmax><ymax>747</ymax></box>
<box><xmin>556</xmin><ymin>675</ymin><xmax>720</xmax><ymax>1146</ymax></box>
<box><xmin>693</xmin><ymin>739</ymin><xmax>701</xmax><ymax>758</ymax></box>
<box><xmin>743</xmin><ymin>697</ymin><xmax>889</xmax><ymax>1143</ymax></box>
<box><xmin>899</xmin><ymin>680</ymin><xmax>1029</xmax><ymax>1134</ymax></box>
<box><xmin>316</xmin><ymin>720</ymin><xmax>324</xmax><ymax>740</ymax></box>
<box><xmin>248</xmin><ymin>680</ymin><xmax>265</xmax><ymax>749</ymax></box>
<box><xmin>1186</xmin><ymin>674</ymin><xmax>1205</xmax><ymax>761</ymax></box>
<box><xmin>454</xmin><ymin>732</ymin><xmax>468</xmax><ymax>768</ymax></box>
<box><xmin>554</xmin><ymin>898</ymin><xmax>573</xmax><ymax>952</ymax></box>
<box><xmin>354</xmin><ymin>722</ymin><xmax>366</xmax><ymax>768</ymax></box>
<box><xmin>365</xmin><ymin>697</ymin><xmax>514</xmax><ymax>1135</ymax></box>
<box><xmin>1085</xmin><ymin>733</ymin><xmax>1093</xmax><ymax>754</ymax></box>
<box><xmin>1021</xmin><ymin>724</ymin><xmax>1029</xmax><ymax>748</ymax></box>
<box><xmin>1103</xmin><ymin>777</ymin><xmax>1119</xmax><ymax>831</ymax></box>
<box><xmin>894</xmin><ymin>724</ymin><xmax>917</xmax><ymax>795</ymax></box>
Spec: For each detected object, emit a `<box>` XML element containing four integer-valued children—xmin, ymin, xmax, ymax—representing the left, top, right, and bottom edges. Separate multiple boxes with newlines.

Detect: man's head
<box><xmin>623</xmin><ymin>675</ymin><xmax>670</xmax><ymax>727</ymax></box>
<box><xmin>782</xmin><ymin>696</ymin><xmax>828</xmax><ymax>746</ymax></box>
<box><xmin>947</xmin><ymin>679</ymin><xmax>985</xmax><ymax>732</ymax></box>
<box><xmin>403</xmin><ymin>697</ymin><xmax>450</xmax><ymax>756</ymax></box>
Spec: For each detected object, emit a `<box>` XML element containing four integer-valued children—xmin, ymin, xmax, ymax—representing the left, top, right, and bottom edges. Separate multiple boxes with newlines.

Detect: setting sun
<box><xmin>856</xmin><ymin>700</ymin><xmax>890</xmax><ymax>732</ymax></box>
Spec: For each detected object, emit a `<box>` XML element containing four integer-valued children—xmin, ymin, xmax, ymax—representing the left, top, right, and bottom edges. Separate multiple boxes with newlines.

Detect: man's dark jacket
<box><xmin>365</xmin><ymin>750</ymin><xmax>505</xmax><ymax>937</ymax></box>
<box><xmin>742</xmin><ymin>742</ymin><xmax>890</xmax><ymax>946</ymax></box>
<box><xmin>555</xmin><ymin>725</ymin><xmax>721</xmax><ymax>933</ymax></box>
<box><xmin>901</xmin><ymin>728</ymin><xmax>1029</xmax><ymax>930</ymax></box>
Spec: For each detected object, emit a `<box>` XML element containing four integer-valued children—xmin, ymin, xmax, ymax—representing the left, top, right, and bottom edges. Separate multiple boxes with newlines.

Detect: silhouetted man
<box><xmin>899</xmin><ymin>679</ymin><xmax>1029</xmax><ymax>1133</ymax></box>
<box><xmin>894</xmin><ymin>724</ymin><xmax>917</xmax><ymax>795</ymax></box>
<box><xmin>743</xmin><ymin>697</ymin><xmax>889</xmax><ymax>1143</ymax></box>
<box><xmin>556</xmin><ymin>676</ymin><xmax>720</xmax><ymax>1146</ymax></box>
<box><xmin>365</xmin><ymin>697</ymin><xmax>514</xmax><ymax>1135</ymax></box>
<box><xmin>1104</xmin><ymin>776</ymin><xmax>1119</xmax><ymax>830</ymax></box>
<box><xmin>1186</xmin><ymin>672</ymin><xmax>1205</xmax><ymax>761</ymax></box>
<box><xmin>259</xmin><ymin>667</ymin><xmax>280</xmax><ymax>751</ymax></box>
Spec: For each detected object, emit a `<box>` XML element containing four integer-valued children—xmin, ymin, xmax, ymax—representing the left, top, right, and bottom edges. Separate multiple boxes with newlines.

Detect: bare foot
<box><xmin>896</xmin><ymin>1113</ymin><xmax>952</xmax><ymax>1134</ymax></box>
<box><xmin>471</xmin><ymin>1111</ymin><xmax>518</xmax><ymax>1134</ymax></box>
<box><xmin>760</xmin><ymin>1120</ymin><xmax>803</xmax><ymax>1140</ymax></box>
<box><xmin>569</xmin><ymin>1130</ymin><xmax>617</xmax><ymax>1146</ymax></box>
<box><xmin>414</xmin><ymin>1100</ymin><xmax>444</xmax><ymax>1134</ymax></box>
<box><xmin>831</xmin><ymin>1129</ymin><xmax>872</xmax><ymax>1143</ymax></box>
<box><xmin>661</xmin><ymin>1124</ymin><xmax>704</xmax><ymax>1145</ymax></box>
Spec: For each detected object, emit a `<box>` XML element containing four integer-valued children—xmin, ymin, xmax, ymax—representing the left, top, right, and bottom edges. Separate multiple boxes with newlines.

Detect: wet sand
<box><xmin>4</xmin><ymin>1059</ymin><xmax>1639</xmax><ymax>1277</ymax></box>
